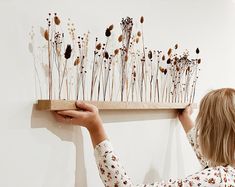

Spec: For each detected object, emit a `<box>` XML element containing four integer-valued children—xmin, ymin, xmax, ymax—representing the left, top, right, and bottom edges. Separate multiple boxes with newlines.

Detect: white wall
<box><xmin>0</xmin><ymin>0</ymin><xmax>235</xmax><ymax>186</ymax></box>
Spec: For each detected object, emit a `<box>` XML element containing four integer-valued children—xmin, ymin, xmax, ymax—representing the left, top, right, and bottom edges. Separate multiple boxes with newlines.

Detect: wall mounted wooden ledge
<box><xmin>36</xmin><ymin>100</ymin><xmax>197</xmax><ymax>111</ymax></box>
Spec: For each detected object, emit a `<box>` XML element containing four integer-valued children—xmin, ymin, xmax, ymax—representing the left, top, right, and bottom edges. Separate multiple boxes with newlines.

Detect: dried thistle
<box><xmin>44</xmin><ymin>30</ymin><xmax>49</xmax><ymax>41</ymax></box>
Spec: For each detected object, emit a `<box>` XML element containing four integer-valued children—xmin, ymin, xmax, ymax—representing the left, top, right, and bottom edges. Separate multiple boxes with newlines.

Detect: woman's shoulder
<box><xmin>187</xmin><ymin>165</ymin><xmax>235</xmax><ymax>186</ymax></box>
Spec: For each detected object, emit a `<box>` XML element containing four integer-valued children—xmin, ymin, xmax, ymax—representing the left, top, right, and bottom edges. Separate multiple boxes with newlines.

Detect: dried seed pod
<box><xmin>54</xmin><ymin>16</ymin><xmax>61</xmax><ymax>25</ymax></box>
<box><xmin>74</xmin><ymin>57</ymin><xmax>80</xmax><ymax>66</ymax></box>
<box><xmin>114</xmin><ymin>49</ymin><xmax>119</xmax><ymax>55</ymax></box>
<box><xmin>196</xmin><ymin>48</ymin><xmax>200</xmax><ymax>54</ymax></box>
<box><xmin>176</xmin><ymin>66</ymin><xmax>180</xmax><ymax>71</ymax></box>
<box><xmin>109</xmin><ymin>24</ymin><xmax>114</xmax><ymax>30</ymax></box>
<box><xmin>174</xmin><ymin>44</ymin><xmax>178</xmax><ymax>49</ymax></box>
<box><xmin>103</xmin><ymin>51</ymin><xmax>109</xmax><ymax>59</ymax></box>
<box><xmin>140</xmin><ymin>16</ymin><xmax>144</xmax><ymax>24</ymax></box>
<box><xmin>118</xmin><ymin>35</ymin><xmax>123</xmax><ymax>42</ymax></box>
<box><xmin>64</xmin><ymin>44</ymin><xmax>72</xmax><ymax>59</ymax></box>
<box><xmin>162</xmin><ymin>55</ymin><xmax>165</xmax><ymax>61</ymax></box>
<box><xmin>44</xmin><ymin>30</ymin><xmax>49</xmax><ymax>41</ymax></box>
<box><xmin>167</xmin><ymin>58</ymin><xmax>171</xmax><ymax>64</ymax></box>
<box><xmin>197</xmin><ymin>59</ymin><xmax>201</xmax><ymax>64</ymax></box>
<box><xmin>148</xmin><ymin>50</ymin><xmax>153</xmax><ymax>59</ymax></box>
<box><xmin>159</xmin><ymin>67</ymin><xmax>164</xmax><ymax>72</ymax></box>
<box><xmin>167</xmin><ymin>48</ymin><xmax>172</xmax><ymax>56</ymax></box>
<box><xmin>124</xmin><ymin>55</ymin><xmax>128</xmax><ymax>62</ymax></box>
<box><xmin>164</xmin><ymin>69</ymin><xmax>167</xmax><ymax>75</ymax></box>
<box><xmin>105</xmin><ymin>28</ymin><xmax>111</xmax><ymax>37</ymax></box>
<box><xmin>96</xmin><ymin>43</ymin><xmax>102</xmax><ymax>50</ymax></box>
<box><xmin>133</xmin><ymin>71</ymin><xmax>136</xmax><ymax>77</ymax></box>
<box><xmin>137</xmin><ymin>31</ymin><xmax>141</xmax><ymax>37</ymax></box>
<box><xmin>136</xmin><ymin>38</ymin><xmax>139</xmax><ymax>43</ymax></box>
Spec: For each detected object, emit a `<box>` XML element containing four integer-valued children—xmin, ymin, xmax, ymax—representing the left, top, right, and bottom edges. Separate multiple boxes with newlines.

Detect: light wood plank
<box><xmin>36</xmin><ymin>100</ymin><xmax>197</xmax><ymax>111</ymax></box>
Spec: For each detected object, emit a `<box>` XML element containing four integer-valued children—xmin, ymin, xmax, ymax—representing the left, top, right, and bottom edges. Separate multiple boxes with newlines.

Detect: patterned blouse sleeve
<box><xmin>94</xmin><ymin>140</ymin><xmax>223</xmax><ymax>187</ymax></box>
<box><xmin>186</xmin><ymin>127</ymin><xmax>208</xmax><ymax>168</ymax></box>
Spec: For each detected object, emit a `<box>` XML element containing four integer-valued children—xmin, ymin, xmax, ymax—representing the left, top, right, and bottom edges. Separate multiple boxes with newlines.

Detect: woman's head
<box><xmin>196</xmin><ymin>88</ymin><xmax>235</xmax><ymax>166</ymax></box>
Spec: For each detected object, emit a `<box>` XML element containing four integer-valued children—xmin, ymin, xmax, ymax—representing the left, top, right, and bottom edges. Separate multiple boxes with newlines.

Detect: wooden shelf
<box><xmin>36</xmin><ymin>100</ymin><xmax>196</xmax><ymax>111</ymax></box>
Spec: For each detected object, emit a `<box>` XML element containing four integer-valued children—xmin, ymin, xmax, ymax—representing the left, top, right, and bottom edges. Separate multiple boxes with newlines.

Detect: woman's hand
<box><xmin>178</xmin><ymin>105</ymin><xmax>194</xmax><ymax>133</ymax></box>
<box><xmin>53</xmin><ymin>101</ymin><xmax>102</xmax><ymax>132</ymax></box>
<box><xmin>178</xmin><ymin>105</ymin><xmax>193</xmax><ymax>121</ymax></box>
<box><xmin>53</xmin><ymin>101</ymin><xmax>108</xmax><ymax>147</ymax></box>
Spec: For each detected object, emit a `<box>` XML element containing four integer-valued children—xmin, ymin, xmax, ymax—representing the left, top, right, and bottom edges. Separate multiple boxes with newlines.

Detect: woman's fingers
<box><xmin>76</xmin><ymin>101</ymin><xmax>97</xmax><ymax>112</ymax></box>
<box><xmin>57</xmin><ymin>110</ymin><xmax>85</xmax><ymax>118</ymax></box>
<box><xmin>53</xmin><ymin>111</ymin><xmax>69</xmax><ymax>123</ymax></box>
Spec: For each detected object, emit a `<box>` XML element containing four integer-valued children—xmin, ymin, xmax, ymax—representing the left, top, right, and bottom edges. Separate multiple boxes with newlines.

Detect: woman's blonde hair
<box><xmin>196</xmin><ymin>88</ymin><xmax>235</xmax><ymax>166</ymax></box>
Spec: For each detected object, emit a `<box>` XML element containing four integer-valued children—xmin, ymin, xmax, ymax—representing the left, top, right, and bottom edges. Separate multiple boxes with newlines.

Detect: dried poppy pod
<box><xmin>44</xmin><ymin>30</ymin><xmax>49</xmax><ymax>41</ymax></box>
<box><xmin>74</xmin><ymin>57</ymin><xmax>80</xmax><ymax>66</ymax></box>
<box><xmin>137</xmin><ymin>31</ymin><xmax>141</xmax><ymax>37</ymax></box>
<box><xmin>105</xmin><ymin>28</ymin><xmax>111</xmax><ymax>37</ymax></box>
<box><xmin>118</xmin><ymin>35</ymin><xmax>123</xmax><ymax>42</ymax></box>
<box><xmin>96</xmin><ymin>43</ymin><xmax>102</xmax><ymax>50</ymax></box>
<box><xmin>54</xmin><ymin>16</ymin><xmax>61</xmax><ymax>25</ymax></box>
<box><xmin>140</xmin><ymin>16</ymin><xmax>144</xmax><ymax>24</ymax></box>
<box><xmin>197</xmin><ymin>59</ymin><xmax>201</xmax><ymax>64</ymax></box>
<box><xmin>196</xmin><ymin>48</ymin><xmax>200</xmax><ymax>54</ymax></box>
<box><xmin>64</xmin><ymin>44</ymin><xmax>72</xmax><ymax>59</ymax></box>
<box><xmin>162</xmin><ymin>55</ymin><xmax>165</xmax><ymax>61</ymax></box>
<box><xmin>108</xmin><ymin>24</ymin><xmax>114</xmax><ymax>31</ymax></box>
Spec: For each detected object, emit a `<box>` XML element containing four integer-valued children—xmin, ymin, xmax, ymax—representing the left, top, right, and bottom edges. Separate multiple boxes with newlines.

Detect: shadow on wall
<box><xmin>31</xmin><ymin>105</ymin><xmax>87</xmax><ymax>187</ymax></box>
<box><xmin>100</xmin><ymin>109</ymin><xmax>178</xmax><ymax>123</ymax></box>
<box><xmin>142</xmin><ymin>119</ymin><xmax>185</xmax><ymax>184</ymax></box>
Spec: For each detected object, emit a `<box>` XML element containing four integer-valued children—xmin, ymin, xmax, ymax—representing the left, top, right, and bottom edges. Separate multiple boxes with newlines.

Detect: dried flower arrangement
<box><xmin>29</xmin><ymin>13</ymin><xmax>201</xmax><ymax>110</ymax></box>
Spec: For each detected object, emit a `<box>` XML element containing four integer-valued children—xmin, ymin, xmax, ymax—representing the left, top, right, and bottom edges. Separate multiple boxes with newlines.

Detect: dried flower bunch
<box><xmin>29</xmin><ymin>13</ymin><xmax>201</xmax><ymax>103</ymax></box>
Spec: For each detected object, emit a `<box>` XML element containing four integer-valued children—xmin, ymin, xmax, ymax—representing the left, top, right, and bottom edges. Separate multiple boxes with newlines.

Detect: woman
<box><xmin>53</xmin><ymin>88</ymin><xmax>235</xmax><ymax>186</ymax></box>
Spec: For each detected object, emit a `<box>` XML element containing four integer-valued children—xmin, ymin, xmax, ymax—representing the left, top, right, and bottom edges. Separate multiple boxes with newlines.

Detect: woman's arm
<box><xmin>178</xmin><ymin>105</ymin><xmax>194</xmax><ymax>133</ymax></box>
<box><xmin>53</xmin><ymin>101</ymin><xmax>217</xmax><ymax>186</ymax></box>
<box><xmin>178</xmin><ymin>105</ymin><xmax>208</xmax><ymax>168</ymax></box>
